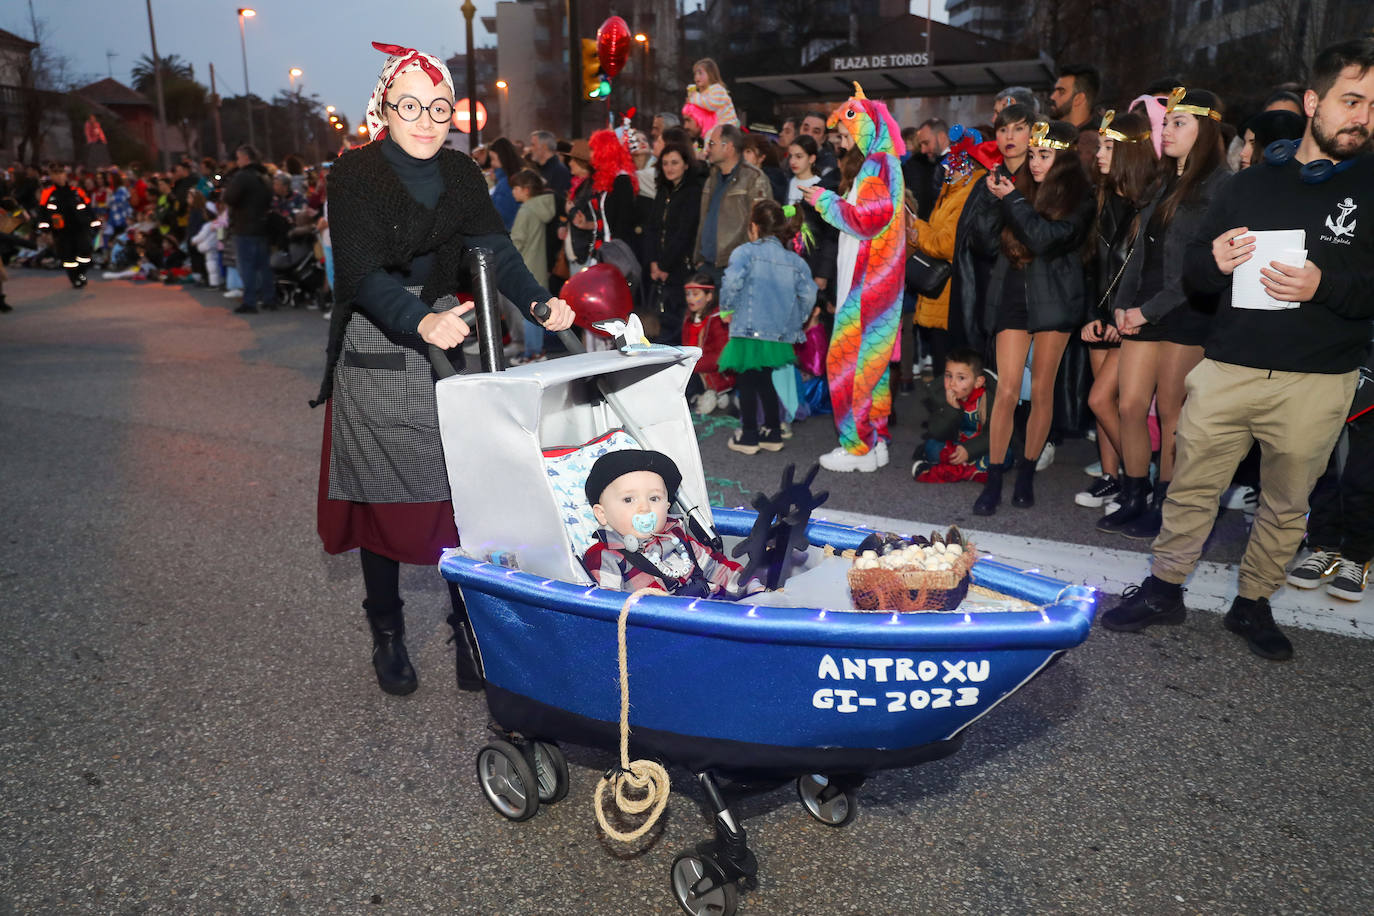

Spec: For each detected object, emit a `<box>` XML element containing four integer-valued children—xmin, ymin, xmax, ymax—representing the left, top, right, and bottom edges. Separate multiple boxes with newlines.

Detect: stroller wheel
<box><xmin>796</xmin><ymin>774</ymin><xmax>857</xmax><ymax>827</ymax></box>
<box><xmin>670</xmin><ymin>853</ymin><xmax>738</xmax><ymax>916</ymax></box>
<box><xmin>527</xmin><ymin>740</ymin><xmax>570</xmax><ymax>804</ymax></box>
<box><xmin>476</xmin><ymin>740</ymin><xmax>540</xmax><ymax>821</ymax></box>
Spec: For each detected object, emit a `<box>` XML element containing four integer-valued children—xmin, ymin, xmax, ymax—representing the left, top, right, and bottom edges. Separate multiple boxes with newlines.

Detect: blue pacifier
<box><xmin>632</xmin><ymin>512</ymin><xmax>658</xmax><ymax>535</ymax></box>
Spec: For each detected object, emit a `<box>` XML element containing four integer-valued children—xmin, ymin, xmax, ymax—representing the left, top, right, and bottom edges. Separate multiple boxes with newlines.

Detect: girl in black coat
<box><xmin>1103</xmin><ymin>88</ymin><xmax>1231</xmax><ymax>539</ymax></box>
<box><xmin>1077</xmin><ymin>108</ymin><xmax>1156</xmax><ymax>511</ymax></box>
<box><xmin>643</xmin><ymin>141</ymin><xmax>703</xmax><ymax>342</ymax></box>
<box><xmin>970</xmin><ymin>119</ymin><xmax>1094</xmax><ymax>516</ymax></box>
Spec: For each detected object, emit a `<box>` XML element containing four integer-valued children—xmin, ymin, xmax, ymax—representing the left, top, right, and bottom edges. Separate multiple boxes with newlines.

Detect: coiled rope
<box><xmin>593</xmin><ymin>586</ymin><xmax>672</xmax><ymax>842</ymax></box>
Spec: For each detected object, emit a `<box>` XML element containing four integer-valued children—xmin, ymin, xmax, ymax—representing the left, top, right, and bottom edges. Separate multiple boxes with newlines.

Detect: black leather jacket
<box><xmin>1092</xmin><ymin>193</ymin><xmax>1141</xmax><ymax>324</ymax></box>
<box><xmin>1118</xmin><ymin>167</ymin><xmax>1231</xmax><ymax>323</ymax></box>
<box><xmin>643</xmin><ymin>172</ymin><xmax>703</xmax><ymax>280</ymax></box>
<box><xmin>971</xmin><ymin>187</ymin><xmax>1095</xmax><ymax>334</ymax></box>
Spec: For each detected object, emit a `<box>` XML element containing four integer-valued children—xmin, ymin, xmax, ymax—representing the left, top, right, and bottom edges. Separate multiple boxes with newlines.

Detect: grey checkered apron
<box><xmin>327</xmin><ymin>288</ymin><xmax>463</xmax><ymax>502</ymax></box>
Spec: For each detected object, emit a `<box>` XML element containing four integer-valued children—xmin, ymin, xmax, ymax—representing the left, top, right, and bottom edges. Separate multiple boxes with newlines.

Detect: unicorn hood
<box><xmin>827</xmin><ymin>83</ymin><xmax>905</xmax><ymax>159</ymax></box>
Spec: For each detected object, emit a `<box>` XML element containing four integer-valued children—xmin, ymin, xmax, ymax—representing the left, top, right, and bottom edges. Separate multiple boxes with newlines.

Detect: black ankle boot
<box><xmin>1011</xmin><ymin>456</ymin><xmax>1036</xmax><ymax>508</ymax></box>
<box><xmin>1097</xmin><ymin>475</ymin><xmax>1150</xmax><ymax>532</ymax></box>
<box><xmin>1222</xmin><ymin>595</ymin><xmax>1293</xmax><ymax>661</ymax></box>
<box><xmin>973</xmin><ymin>465</ymin><xmax>1004</xmax><ymax>516</ymax></box>
<box><xmin>1121</xmin><ymin>479</ymin><xmax>1168</xmax><ymax>540</ymax></box>
<box><xmin>446</xmin><ymin>585</ymin><xmax>484</xmax><ymax>692</ymax></box>
<box><xmin>365</xmin><ymin>600</ymin><xmax>417</xmax><ymax>696</ymax></box>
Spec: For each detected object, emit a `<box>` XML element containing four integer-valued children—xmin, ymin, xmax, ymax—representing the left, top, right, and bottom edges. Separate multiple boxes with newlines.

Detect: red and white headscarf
<box><xmin>364</xmin><ymin>41</ymin><xmax>456</xmax><ymax>141</ymax></box>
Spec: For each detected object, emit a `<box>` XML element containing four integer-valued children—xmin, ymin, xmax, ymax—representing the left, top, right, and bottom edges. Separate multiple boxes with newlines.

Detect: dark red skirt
<box><xmin>317</xmin><ymin>400</ymin><xmax>460</xmax><ymax>566</ymax></box>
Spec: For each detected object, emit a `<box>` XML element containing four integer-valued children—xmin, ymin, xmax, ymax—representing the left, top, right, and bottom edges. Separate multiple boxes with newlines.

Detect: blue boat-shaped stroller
<box><xmin>434</xmin><ymin>262</ymin><xmax>1096</xmax><ymax>916</ymax></box>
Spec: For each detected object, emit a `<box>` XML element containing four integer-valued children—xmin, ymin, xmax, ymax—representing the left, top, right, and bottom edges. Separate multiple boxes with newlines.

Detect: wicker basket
<box><xmin>847</xmin><ymin>544</ymin><xmax>977</xmax><ymax>612</ymax></box>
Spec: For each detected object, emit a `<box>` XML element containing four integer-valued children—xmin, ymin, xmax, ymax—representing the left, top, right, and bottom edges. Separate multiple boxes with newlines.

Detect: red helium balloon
<box><xmin>563</xmin><ymin>263</ymin><xmax>632</xmax><ymax>336</ymax></box>
<box><xmin>596</xmin><ymin>16</ymin><xmax>631</xmax><ymax>79</ymax></box>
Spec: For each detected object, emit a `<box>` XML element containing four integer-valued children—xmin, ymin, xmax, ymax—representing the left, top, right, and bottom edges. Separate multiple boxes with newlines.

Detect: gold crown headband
<box><xmin>1165</xmin><ymin>86</ymin><xmax>1222</xmax><ymax>121</ymax></box>
<box><xmin>1098</xmin><ymin>110</ymin><xmax>1148</xmax><ymax>143</ymax></box>
<box><xmin>1030</xmin><ymin>121</ymin><xmax>1075</xmax><ymax>150</ymax></box>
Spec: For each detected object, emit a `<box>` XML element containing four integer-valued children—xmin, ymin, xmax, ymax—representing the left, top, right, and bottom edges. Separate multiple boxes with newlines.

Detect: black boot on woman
<box><xmin>446</xmin><ymin>583</ymin><xmax>485</xmax><ymax>692</ymax></box>
<box><xmin>1011</xmin><ymin>456</ymin><xmax>1037</xmax><ymax>509</ymax></box>
<box><xmin>973</xmin><ymin>465</ymin><xmax>1004</xmax><ymax>516</ymax></box>
<box><xmin>1121</xmin><ymin>479</ymin><xmax>1168</xmax><ymax>540</ymax></box>
<box><xmin>364</xmin><ymin>599</ymin><xmax>418</xmax><ymax>696</ymax></box>
<box><xmin>1097</xmin><ymin>476</ymin><xmax>1151</xmax><ymax>532</ymax></box>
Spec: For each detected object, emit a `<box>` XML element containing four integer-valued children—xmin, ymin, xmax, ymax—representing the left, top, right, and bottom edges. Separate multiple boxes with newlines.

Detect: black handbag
<box><xmin>905</xmin><ymin>250</ymin><xmax>952</xmax><ymax>298</ymax></box>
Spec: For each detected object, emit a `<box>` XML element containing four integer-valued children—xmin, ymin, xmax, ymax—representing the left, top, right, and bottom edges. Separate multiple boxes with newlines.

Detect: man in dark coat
<box><xmin>221</xmin><ymin>144</ymin><xmax>275</xmax><ymax>313</ymax></box>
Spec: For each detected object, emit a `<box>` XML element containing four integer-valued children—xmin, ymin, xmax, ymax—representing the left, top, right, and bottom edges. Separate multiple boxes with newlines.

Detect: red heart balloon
<box><xmin>563</xmin><ymin>262</ymin><xmax>633</xmax><ymax>336</ymax></box>
<box><xmin>596</xmin><ymin>16</ymin><xmax>631</xmax><ymax>79</ymax></box>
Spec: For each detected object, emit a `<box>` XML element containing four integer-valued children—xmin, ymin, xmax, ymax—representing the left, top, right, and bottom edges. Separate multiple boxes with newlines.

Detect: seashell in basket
<box><xmin>847</xmin><ymin>539</ymin><xmax>978</xmax><ymax>612</ymax></box>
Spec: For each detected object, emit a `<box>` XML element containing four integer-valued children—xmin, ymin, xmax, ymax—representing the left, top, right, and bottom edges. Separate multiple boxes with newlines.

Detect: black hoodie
<box><xmin>1184</xmin><ymin>154</ymin><xmax>1374</xmax><ymax>373</ymax></box>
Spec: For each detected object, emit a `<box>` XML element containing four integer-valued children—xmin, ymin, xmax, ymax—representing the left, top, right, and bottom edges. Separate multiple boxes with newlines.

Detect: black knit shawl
<box><xmin>311</xmin><ymin>141</ymin><xmax>506</xmax><ymax>406</ymax></box>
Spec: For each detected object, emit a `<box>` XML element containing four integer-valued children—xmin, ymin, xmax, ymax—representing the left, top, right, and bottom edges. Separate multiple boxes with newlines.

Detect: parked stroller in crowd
<box><xmin>271</xmin><ymin>212</ymin><xmax>327</xmax><ymax>308</ymax></box>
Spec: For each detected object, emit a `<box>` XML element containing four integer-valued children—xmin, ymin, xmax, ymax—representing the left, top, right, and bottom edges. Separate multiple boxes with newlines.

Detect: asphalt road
<box><xmin>2</xmin><ymin>271</ymin><xmax>1370</xmax><ymax>915</ymax></box>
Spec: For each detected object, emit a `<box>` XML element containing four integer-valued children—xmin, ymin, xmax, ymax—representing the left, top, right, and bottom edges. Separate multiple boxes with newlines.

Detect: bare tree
<box><xmin>15</xmin><ymin>16</ymin><xmax>76</xmax><ymax>165</ymax></box>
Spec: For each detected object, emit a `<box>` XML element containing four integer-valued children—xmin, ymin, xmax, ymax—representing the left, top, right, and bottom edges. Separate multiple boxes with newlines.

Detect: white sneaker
<box><xmin>819</xmin><ymin>446</ymin><xmax>880</xmax><ymax>473</ymax></box>
<box><xmin>1221</xmin><ymin>484</ymin><xmax>1257</xmax><ymax>511</ymax></box>
<box><xmin>875</xmin><ymin>440</ymin><xmax>889</xmax><ymax>467</ymax></box>
<box><xmin>779</xmin><ymin>421</ymin><xmax>793</xmax><ymax>439</ymax></box>
<box><xmin>223</xmin><ymin>288</ymin><xmax>244</xmax><ymax>299</ymax></box>
<box><xmin>696</xmin><ymin>389</ymin><xmax>718</xmax><ymax>415</ymax></box>
<box><xmin>1036</xmin><ymin>441</ymin><xmax>1056</xmax><ymax>471</ymax></box>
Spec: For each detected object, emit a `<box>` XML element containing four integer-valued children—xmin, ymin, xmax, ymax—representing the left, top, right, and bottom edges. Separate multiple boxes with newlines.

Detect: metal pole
<box><xmin>144</xmin><ymin>0</ymin><xmax>170</xmax><ymax>170</ymax></box>
<box><xmin>238</xmin><ymin>13</ymin><xmax>255</xmax><ymax>148</ymax></box>
<box><xmin>461</xmin><ymin>0</ymin><xmax>480</xmax><ymax>147</ymax></box>
<box><xmin>209</xmin><ymin>62</ymin><xmax>226</xmax><ymax>160</ymax></box>
<box><xmin>567</xmin><ymin>0</ymin><xmax>582</xmax><ymax>137</ymax></box>
<box><xmin>926</xmin><ymin>0</ymin><xmax>933</xmax><ymax>63</ymax></box>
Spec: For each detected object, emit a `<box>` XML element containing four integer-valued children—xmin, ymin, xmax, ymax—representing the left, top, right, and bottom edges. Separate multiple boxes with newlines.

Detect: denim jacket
<box><xmin>720</xmin><ymin>237</ymin><xmax>818</xmax><ymax>344</ymax></box>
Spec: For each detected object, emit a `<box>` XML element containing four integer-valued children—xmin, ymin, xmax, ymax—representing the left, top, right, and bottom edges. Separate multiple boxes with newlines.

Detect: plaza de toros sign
<box><xmin>831</xmin><ymin>52</ymin><xmax>931</xmax><ymax>71</ymax></box>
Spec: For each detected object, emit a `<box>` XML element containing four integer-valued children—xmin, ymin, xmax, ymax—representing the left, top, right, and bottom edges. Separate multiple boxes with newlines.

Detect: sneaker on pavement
<box><xmin>1220</xmin><ymin>484</ymin><xmax>1257</xmax><ymax>511</ymax></box>
<box><xmin>1036</xmin><ymin>441</ymin><xmax>1056</xmax><ymax>471</ymax></box>
<box><xmin>728</xmin><ymin>428</ymin><xmax>761</xmax><ymax>455</ymax></box>
<box><xmin>1075</xmin><ymin>475</ymin><xmax>1121</xmax><ymax>508</ymax></box>
<box><xmin>1100</xmin><ymin>576</ymin><xmax>1187</xmax><ymax>632</ymax></box>
<box><xmin>1327</xmin><ymin>558</ymin><xmax>1370</xmax><ymax>602</ymax></box>
<box><xmin>779</xmin><ymin>421</ymin><xmax>793</xmax><ymax>439</ymax></box>
<box><xmin>223</xmin><ymin>288</ymin><xmax>244</xmax><ymax>299</ymax></box>
<box><xmin>910</xmin><ymin>458</ymin><xmax>931</xmax><ymax>480</ymax></box>
<box><xmin>875</xmin><ymin>440</ymin><xmax>890</xmax><ymax>468</ymax></box>
<box><xmin>1103</xmin><ymin>499</ymin><xmax>1121</xmax><ymax>515</ymax></box>
<box><xmin>696</xmin><ymin>389</ymin><xmax>718</xmax><ymax>415</ymax></box>
<box><xmin>1222</xmin><ymin>595</ymin><xmax>1293</xmax><ymax>661</ymax></box>
<box><xmin>1083</xmin><ymin>460</ymin><xmax>1103</xmax><ymax>477</ymax></box>
<box><xmin>1285</xmin><ymin>549</ymin><xmax>1342</xmax><ymax>589</ymax></box>
<box><xmin>757</xmin><ymin>427</ymin><xmax>785</xmax><ymax>452</ymax></box>
<box><xmin>819</xmin><ymin>445</ymin><xmax>880</xmax><ymax>473</ymax></box>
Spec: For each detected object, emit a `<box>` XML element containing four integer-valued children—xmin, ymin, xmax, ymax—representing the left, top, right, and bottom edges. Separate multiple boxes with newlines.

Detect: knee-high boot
<box><xmin>364</xmin><ymin>599</ymin><xmax>417</xmax><ymax>696</ymax></box>
<box><xmin>446</xmin><ymin>583</ymin><xmax>484</xmax><ymax>692</ymax></box>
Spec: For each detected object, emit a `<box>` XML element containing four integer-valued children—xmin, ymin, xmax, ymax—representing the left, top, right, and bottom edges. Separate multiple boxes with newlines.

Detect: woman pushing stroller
<box><xmin>311</xmin><ymin>42</ymin><xmax>574</xmax><ymax>697</ymax></box>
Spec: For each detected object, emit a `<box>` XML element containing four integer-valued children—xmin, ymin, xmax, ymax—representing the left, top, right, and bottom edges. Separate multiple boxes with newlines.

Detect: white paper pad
<box><xmin>1232</xmin><ymin>229</ymin><xmax>1307</xmax><ymax>310</ymax></box>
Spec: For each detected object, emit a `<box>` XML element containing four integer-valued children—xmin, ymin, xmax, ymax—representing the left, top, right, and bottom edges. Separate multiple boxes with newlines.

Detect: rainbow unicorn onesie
<box><xmin>811</xmin><ymin>83</ymin><xmax>905</xmax><ymax>472</ymax></box>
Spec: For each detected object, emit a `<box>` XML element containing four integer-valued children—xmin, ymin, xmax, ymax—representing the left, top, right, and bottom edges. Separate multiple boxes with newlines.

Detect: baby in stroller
<box><xmin>272</xmin><ymin>209</ymin><xmax>326</xmax><ymax>307</ymax></box>
<box><xmin>582</xmin><ymin>450</ymin><xmax>761</xmax><ymax>599</ymax></box>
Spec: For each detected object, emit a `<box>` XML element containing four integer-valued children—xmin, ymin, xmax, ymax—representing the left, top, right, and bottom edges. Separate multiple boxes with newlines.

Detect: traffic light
<box><xmin>581</xmin><ymin>38</ymin><xmax>611</xmax><ymax>100</ymax></box>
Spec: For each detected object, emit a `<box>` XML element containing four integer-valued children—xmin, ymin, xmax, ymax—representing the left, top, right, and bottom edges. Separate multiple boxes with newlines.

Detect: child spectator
<box><xmin>719</xmin><ymin>199</ymin><xmax>817</xmax><ymax>454</ymax></box>
<box><xmin>911</xmin><ymin>347</ymin><xmax>997</xmax><ymax>483</ymax></box>
<box><xmin>581</xmin><ymin>449</ymin><xmax>758</xmax><ymax>598</ymax></box>
<box><xmin>680</xmin><ymin>273</ymin><xmax>733</xmax><ymax>414</ymax></box>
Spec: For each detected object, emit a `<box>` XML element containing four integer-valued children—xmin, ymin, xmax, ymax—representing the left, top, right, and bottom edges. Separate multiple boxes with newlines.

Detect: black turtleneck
<box><xmin>354</xmin><ymin>136</ymin><xmax>445</xmax><ymax>333</ymax></box>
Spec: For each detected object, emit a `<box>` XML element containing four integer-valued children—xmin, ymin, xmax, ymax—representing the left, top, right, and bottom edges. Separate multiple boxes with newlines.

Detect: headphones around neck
<box><xmin>1263</xmin><ymin>139</ymin><xmax>1360</xmax><ymax>184</ymax></box>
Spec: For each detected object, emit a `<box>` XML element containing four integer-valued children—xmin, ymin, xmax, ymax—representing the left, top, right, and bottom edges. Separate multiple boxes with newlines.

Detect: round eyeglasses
<box><xmin>384</xmin><ymin>97</ymin><xmax>454</xmax><ymax>124</ymax></box>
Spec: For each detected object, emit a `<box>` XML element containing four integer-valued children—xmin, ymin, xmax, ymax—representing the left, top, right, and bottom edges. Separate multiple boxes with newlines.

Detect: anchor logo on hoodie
<box><xmin>1326</xmin><ymin>196</ymin><xmax>1358</xmax><ymax>238</ymax></box>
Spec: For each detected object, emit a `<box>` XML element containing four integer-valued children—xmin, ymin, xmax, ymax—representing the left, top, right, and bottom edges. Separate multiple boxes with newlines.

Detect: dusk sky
<box><xmin>12</xmin><ymin>1</ymin><xmax>948</xmax><ymax>129</ymax></box>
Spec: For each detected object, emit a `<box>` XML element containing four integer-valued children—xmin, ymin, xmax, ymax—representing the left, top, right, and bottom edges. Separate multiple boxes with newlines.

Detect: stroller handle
<box><xmin>426</xmin><ymin>247</ymin><xmax>505</xmax><ymax>380</ymax></box>
<box><xmin>531</xmin><ymin>301</ymin><xmax>586</xmax><ymax>355</ymax></box>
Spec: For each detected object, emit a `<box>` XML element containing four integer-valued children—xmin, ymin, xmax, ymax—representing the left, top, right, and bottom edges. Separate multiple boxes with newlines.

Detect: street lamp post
<box><xmin>495</xmin><ymin>79</ymin><xmax>507</xmax><ymax>137</ymax></box>
<box><xmin>236</xmin><ymin>8</ymin><xmax>256</xmax><ymax>149</ymax></box>
<box><xmin>143</xmin><ymin>0</ymin><xmax>170</xmax><ymax>170</ymax></box>
<box><xmin>288</xmin><ymin>68</ymin><xmax>303</xmax><ymax>158</ymax></box>
<box><xmin>634</xmin><ymin>33</ymin><xmax>649</xmax><ymax>115</ymax></box>
<box><xmin>460</xmin><ymin>0</ymin><xmax>480</xmax><ymax>147</ymax></box>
